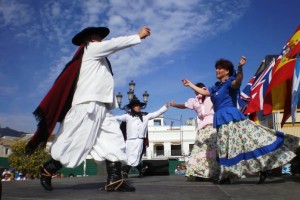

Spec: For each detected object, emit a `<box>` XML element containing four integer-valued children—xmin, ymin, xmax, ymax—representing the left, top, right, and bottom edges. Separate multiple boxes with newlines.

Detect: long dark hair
<box><xmin>196</xmin><ymin>82</ymin><xmax>205</xmax><ymax>88</ymax></box>
<box><xmin>195</xmin><ymin>82</ymin><xmax>206</xmax><ymax>101</ymax></box>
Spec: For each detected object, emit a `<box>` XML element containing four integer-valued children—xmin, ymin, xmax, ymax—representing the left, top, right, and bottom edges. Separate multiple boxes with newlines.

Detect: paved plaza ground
<box><xmin>2</xmin><ymin>174</ymin><xmax>300</xmax><ymax>200</ymax></box>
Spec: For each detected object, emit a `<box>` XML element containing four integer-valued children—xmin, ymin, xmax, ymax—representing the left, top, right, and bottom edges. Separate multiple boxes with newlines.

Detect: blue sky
<box><xmin>0</xmin><ymin>0</ymin><xmax>299</xmax><ymax>133</ymax></box>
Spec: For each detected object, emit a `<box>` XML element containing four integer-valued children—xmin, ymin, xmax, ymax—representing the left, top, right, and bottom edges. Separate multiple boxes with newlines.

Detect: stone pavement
<box><xmin>2</xmin><ymin>174</ymin><xmax>300</xmax><ymax>200</ymax></box>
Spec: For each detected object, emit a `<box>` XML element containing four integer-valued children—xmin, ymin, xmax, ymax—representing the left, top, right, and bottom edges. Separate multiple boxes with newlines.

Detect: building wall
<box><xmin>0</xmin><ymin>137</ymin><xmax>16</xmax><ymax>157</ymax></box>
<box><xmin>256</xmin><ymin>110</ymin><xmax>300</xmax><ymax>145</ymax></box>
<box><xmin>144</xmin><ymin>117</ymin><xmax>197</xmax><ymax>161</ymax></box>
<box><xmin>274</xmin><ymin>110</ymin><xmax>300</xmax><ymax>138</ymax></box>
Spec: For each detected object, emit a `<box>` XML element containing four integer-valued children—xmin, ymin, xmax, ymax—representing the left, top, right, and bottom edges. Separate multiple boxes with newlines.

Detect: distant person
<box><xmin>182</xmin><ymin>56</ymin><xmax>298</xmax><ymax>184</ymax></box>
<box><xmin>174</xmin><ymin>165</ymin><xmax>181</xmax><ymax>174</ymax></box>
<box><xmin>1</xmin><ymin>169</ymin><xmax>8</xmax><ymax>177</ymax></box>
<box><xmin>26</xmin><ymin>25</ymin><xmax>151</xmax><ymax>192</ymax></box>
<box><xmin>1</xmin><ymin>174</ymin><xmax>12</xmax><ymax>181</ymax></box>
<box><xmin>175</xmin><ymin>163</ymin><xmax>187</xmax><ymax>175</ymax></box>
<box><xmin>170</xmin><ymin>82</ymin><xmax>219</xmax><ymax>181</ymax></box>
<box><xmin>114</xmin><ymin>97</ymin><xmax>168</xmax><ymax>178</ymax></box>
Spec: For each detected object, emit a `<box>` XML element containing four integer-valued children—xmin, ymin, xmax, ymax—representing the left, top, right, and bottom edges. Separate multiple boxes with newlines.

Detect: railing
<box><xmin>171</xmin><ymin>150</ymin><xmax>182</xmax><ymax>156</ymax></box>
<box><xmin>155</xmin><ymin>150</ymin><xmax>164</xmax><ymax>156</ymax></box>
<box><xmin>144</xmin><ymin>150</ymin><xmax>185</xmax><ymax>158</ymax></box>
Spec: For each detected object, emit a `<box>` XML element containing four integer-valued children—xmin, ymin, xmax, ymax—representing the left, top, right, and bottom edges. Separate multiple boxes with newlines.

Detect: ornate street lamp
<box><xmin>116</xmin><ymin>80</ymin><xmax>150</xmax><ymax>111</ymax></box>
<box><xmin>142</xmin><ymin>91</ymin><xmax>149</xmax><ymax>104</ymax></box>
<box><xmin>128</xmin><ymin>80</ymin><xmax>135</xmax><ymax>92</ymax></box>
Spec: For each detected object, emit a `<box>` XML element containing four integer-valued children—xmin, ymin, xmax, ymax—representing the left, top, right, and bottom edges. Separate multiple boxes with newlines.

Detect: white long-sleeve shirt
<box><xmin>114</xmin><ymin>105</ymin><xmax>168</xmax><ymax>139</ymax></box>
<box><xmin>72</xmin><ymin>35</ymin><xmax>141</xmax><ymax>106</ymax></box>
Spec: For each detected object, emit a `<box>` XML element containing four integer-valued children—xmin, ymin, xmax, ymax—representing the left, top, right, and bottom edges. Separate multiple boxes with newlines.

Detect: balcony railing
<box><xmin>170</xmin><ymin>150</ymin><xmax>181</xmax><ymax>156</ymax></box>
<box><xmin>155</xmin><ymin>150</ymin><xmax>164</xmax><ymax>156</ymax></box>
<box><xmin>144</xmin><ymin>150</ymin><xmax>185</xmax><ymax>158</ymax></box>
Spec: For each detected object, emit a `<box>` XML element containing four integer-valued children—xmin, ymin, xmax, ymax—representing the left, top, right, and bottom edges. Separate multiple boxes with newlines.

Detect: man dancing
<box><xmin>26</xmin><ymin>25</ymin><xmax>151</xmax><ymax>192</ymax></box>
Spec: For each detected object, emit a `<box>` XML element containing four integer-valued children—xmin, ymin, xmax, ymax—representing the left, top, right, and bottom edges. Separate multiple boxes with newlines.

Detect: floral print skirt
<box><xmin>186</xmin><ymin>125</ymin><xmax>220</xmax><ymax>178</ymax></box>
<box><xmin>217</xmin><ymin>119</ymin><xmax>298</xmax><ymax>181</ymax></box>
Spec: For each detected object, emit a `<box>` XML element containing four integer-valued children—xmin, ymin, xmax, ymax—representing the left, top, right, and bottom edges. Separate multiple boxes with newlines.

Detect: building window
<box><xmin>155</xmin><ymin>145</ymin><xmax>164</xmax><ymax>156</ymax></box>
<box><xmin>5</xmin><ymin>147</ymin><xmax>9</xmax><ymax>155</ymax></box>
<box><xmin>171</xmin><ymin>145</ymin><xmax>181</xmax><ymax>156</ymax></box>
<box><xmin>153</xmin><ymin>119</ymin><xmax>162</xmax><ymax>126</ymax></box>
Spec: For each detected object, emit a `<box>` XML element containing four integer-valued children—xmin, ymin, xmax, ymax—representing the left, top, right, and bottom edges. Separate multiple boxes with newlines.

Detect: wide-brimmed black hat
<box><xmin>125</xmin><ymin>98</ymin><xmax>146</xmax><ymax>109</ymax></box>
<box><xmin>72</xmin><ymin>27</ymin><xmax>110</xmax><ymax>46</ymax></box>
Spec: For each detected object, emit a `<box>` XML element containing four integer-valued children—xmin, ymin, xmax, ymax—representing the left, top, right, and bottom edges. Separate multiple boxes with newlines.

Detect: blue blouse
<box><xmin>208</xmin><ymin>75</ymin><xmax>246</xmax><ymax>128</ymax></box>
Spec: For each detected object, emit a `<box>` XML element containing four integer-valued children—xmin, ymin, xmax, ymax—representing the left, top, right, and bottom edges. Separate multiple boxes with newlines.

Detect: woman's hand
<box><xmin>238</xmin><ymin>56</ymin><xmax>246</xmax><ymax>67</ymax></box>
<box><xmin>182</xmin><ymin>79</ymin><xmax>192</xmax><ymax>86</ymax></box>
<box><xmin>170</xmin><ymin>100</ymin><xmax>175</xmax><ymax>107</ymax></box>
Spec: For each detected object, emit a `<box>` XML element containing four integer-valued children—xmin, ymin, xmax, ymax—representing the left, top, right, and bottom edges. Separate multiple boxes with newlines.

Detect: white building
<box><xmin>144</xmin><ymin>116</ymin><xmax>198</xmax><ymax>162</ymax></box>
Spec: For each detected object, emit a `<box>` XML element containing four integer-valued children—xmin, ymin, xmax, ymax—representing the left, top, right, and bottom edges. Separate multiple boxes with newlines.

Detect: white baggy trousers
<box><xmin>51</xmin><ymin>102</ymin><xmax>127</xmax><ymax>168</ymax></box>
<box><xmin>126</xmin><ymin>138</ymin><xmax>144</xmax><ymax>167</ymax></box>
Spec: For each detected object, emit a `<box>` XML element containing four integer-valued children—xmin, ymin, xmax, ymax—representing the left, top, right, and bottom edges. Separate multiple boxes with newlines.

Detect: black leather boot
<box><xmin>121</xmin><ymin>165</ymin><xmax>131</xmax><ymax>179</ymax></box>
<box><xmin>104</xmin><ymin>161</ymin><xmax>135</xmax><ymax>192</ymax></box>
<box><xmin>136</xmin><ymin>163</ymin><xmax>147</xmax><ymax>177</ymax></box>
<box><xmin>39</xmin><ymin>159</ymin><xmax>62</xmax><ymax>190</ymax></box>
<box><xmin>258</xmin><ymin>171</ymin><xmax>267</xmax><ymax>184</ymax></box>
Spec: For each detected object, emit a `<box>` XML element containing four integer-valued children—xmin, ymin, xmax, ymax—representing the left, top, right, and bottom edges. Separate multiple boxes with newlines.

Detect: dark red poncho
<box><xmin>26</xmin><ymin>45</ymin><xmax>84</xmax><ymax>154</ymax></box>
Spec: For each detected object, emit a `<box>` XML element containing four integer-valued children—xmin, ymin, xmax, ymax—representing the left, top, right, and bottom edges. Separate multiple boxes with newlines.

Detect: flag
<box><xmin>239</xmin><ymin>59</ymin><xmax>266</xmax><ymax>113</ymax></box>
<box><xmin>263</xmin><ymin>25</ymin><xmax>300</xmax><ymax>126</ymax></box>
<box><xmin>239</xmin><ymin>69</ymin><xmax>260</xmax><ymax>122</ymax></box>
<box><xmin>242</xmin><ymin>57</ymin><xmax>276</xmax><ymax>115</ymax></box>
<box><xmin>291</xmin><ymin>58</ymin><xmax>300</xmax><ymax>123</ymax></box>
<box><xmin>239</xmin><ymin>73</ymin><xmax>256</xmax><ymax>113</ymax></box>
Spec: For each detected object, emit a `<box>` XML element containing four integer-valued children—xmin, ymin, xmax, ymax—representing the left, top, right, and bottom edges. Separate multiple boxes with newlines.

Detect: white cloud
<box><xmin>104</xmin><ymin>0</ymin><xmax>250</xmax><ymax>85</ymax></box>
<box><xmin>1</xmin><ymin>0</ymin><xmax>250</xmax><ymax>97</ymax></box>
<box><xmin>0</xmin><ymin>0</ymin><xmax>32</xmax><ymax>28</ymax></box>
<box><xmin>108</xmin><ymin>15</ymin><xmax>127</xmax><ymax>27</ymax></box>
<box><xmin>80</xmin><ymin>0</ymin><xmax>110</xmax><ymax>26</ymax></box>
<box><xmin>0</xmin><ymin>0</ymin><xmax>253</xmax><ymax>132</ymax></box>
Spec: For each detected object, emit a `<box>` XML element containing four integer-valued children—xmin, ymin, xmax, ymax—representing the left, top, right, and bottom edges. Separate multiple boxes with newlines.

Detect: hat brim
<box><xmin>125</xmin><ymin>102</ymin><xmax>146</xmax><ymax>109</ymax></box>
<box><xmin>72</xmin><ymin>27</ymin><xmax>110</xmax><ymax>46</ymax></box>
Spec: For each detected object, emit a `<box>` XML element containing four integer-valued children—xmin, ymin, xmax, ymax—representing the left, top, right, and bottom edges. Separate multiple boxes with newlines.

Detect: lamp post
<box><xmin>116</xmin><ymin>80</ymin><xmax>150</xmax><ymax>111</ymax></box>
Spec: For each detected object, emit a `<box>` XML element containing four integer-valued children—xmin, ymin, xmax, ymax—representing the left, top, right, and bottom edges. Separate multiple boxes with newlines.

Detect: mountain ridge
<box><xmin>0</xmin><ymin>127</ymin><xmax>29</xmax><ymax>137</ymax></box>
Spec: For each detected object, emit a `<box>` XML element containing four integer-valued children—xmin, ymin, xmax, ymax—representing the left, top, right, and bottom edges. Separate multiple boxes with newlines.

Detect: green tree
<box><xmin>8</xmin><ymin>140</ymin><xmax>51</xmax><ymax>178</ymax></box>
